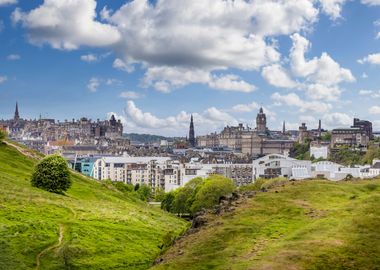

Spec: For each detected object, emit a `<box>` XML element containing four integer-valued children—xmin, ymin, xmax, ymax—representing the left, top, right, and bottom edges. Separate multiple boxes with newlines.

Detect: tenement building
<box><xmin>331</xmin><ymin>118</ymin><xmax>372</xmax><ymax>149</ymax></box>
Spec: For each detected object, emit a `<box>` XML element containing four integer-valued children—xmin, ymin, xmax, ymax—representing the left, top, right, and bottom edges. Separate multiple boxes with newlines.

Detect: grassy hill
<box><xmin>0</xmin><ymin>142</ymin><xmax>188</xmax><ymax>270</ymax></box>
<box><xmin>152</xmin><ymin>179</ymin><xmax>380</xmax><ymax>270</ymax></box>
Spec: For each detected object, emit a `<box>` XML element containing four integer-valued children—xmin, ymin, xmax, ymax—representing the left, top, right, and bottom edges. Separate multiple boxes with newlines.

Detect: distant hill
<box><xmin>153</xmin><ymin>180</ymin><xmax>380</xmax><ymax>270</ymax></box>
<box><xmin>124</xmin><ymin>133</ymin><xmax>183</xmax><ymax>144</ymax></box>
<box><xmin>0</xmin><ymin>142</ymin><xmax>188</xmax><ymax>270</ymax></box>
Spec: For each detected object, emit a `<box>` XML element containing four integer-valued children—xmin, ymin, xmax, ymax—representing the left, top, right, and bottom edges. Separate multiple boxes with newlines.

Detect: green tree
<box><xmin>31</xmin><ymin>155</ymin><xmax>72</xmax><ymax>194</ymax></box>
<box><xmin>0</xmin><ymin>130</ymin><xmax>6</xmax><ymax>142</ymax></box>
<box><xmin>190</xmin><ymin>175</ymin><xmax>235</xmax><ymax>214</ymax></box>
<box><xmin>161</xmin><ymin>190</ymin><xmax>177</xmax><ymax>212</ymax></box>
<box><xmin>173</xmin><ymin>177</ymin><xmax>204</xmax><ymax>215</ymax></box>
<box><xmin>137</xmin><ymin>184</ymin><xmax>152</xmax><ymax>201</ymax></box>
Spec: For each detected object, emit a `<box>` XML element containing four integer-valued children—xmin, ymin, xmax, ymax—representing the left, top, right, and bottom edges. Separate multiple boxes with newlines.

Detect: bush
<box><xmin>31</xmin><ymin>155</ymin><xmax>72</xmax><ymax>194</ymax></box>
<box><xmin>0</xmin><ymin>130</ymin><xmax>6</xmax><ymax>142</ymax></box>
<box><xmin>137</xmin><ymin>184</ymin><xmax>152</xmax><ymax>201</ymax></box>
<box><xmin>190</xmin><ymin>175</ymin><xmax>235</xmax><ymax>214</ymax></box>
<box><xmin>113</xmin><ymin>181</ymin><xmax>134</xmax><ymax>193</ymax></box>
<box><xmin>173</xmin><ymin>177</ymin><xmax>204</xmax><ymax>215</ymax></box>
<box><xmin>239</xmin><ymin>178</ymin><xmax>266</xmax><ymax>192</ymax></box>
<box><xmin>161</xmin><ymin>191</ymin><xmax>177</xmax><ymax>212</ymax></box>
<box><xmin>260</xmin><ymin>177</ymin><xmax>288</xmax><ymax>190</ymax></box>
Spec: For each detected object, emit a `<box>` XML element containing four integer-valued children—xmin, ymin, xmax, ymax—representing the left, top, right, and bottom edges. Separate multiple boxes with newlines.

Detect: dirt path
<box><xmin>4</xmin><ymin>140</ymin><xmax>42</xmax><ymax>160</ymax></box>
<box><xmin>35</xmin><ymin>224</ymin><xmax>64</xmax><ymax>270</ymax></box>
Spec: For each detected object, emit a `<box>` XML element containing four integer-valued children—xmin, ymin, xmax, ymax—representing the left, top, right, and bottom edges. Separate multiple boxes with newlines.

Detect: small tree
<box><xmin>137</xmin><ymin>184</ymin><xmax>152</xmax><ymax>201</ymax></box>
<box><xmin>31</xmin><ymin>155</ymin><xmax>72</xmax><ymax>194</ymax></box>
<box><xmin>0</xmin><ymin>130</ymin><xmax>6</xmax><ymax>142</ymax></box>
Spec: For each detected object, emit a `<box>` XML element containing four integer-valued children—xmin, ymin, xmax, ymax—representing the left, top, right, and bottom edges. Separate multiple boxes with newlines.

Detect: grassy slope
<box><xmin>153</xmin><ymin>180</ymin><xmax>380</xmax><ymax>270</ymax></box>
<box><xmin>0</xmin><ymin>143</ymin><xmax>189</xmax><ymax>270</ymax></box>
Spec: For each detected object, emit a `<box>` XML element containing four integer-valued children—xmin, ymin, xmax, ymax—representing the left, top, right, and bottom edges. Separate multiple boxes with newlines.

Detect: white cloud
<box><xmin>319</xmin><ymin>0</ymin><xmax>347</xmax><ymax>20</ymax></box>
<box><xmin>261</xmin><ymin>64</ymin><xmax>298</xmax><ymax>88</ymax></box>
<box><xmin>361</xmin><ymin>0</ymin><xmax>380</xmax><ymax>6</ymax></box>
<box><xmin>0</xmin><ymin>75</ymin><xmax>7</xmax><ymax>84</ymax></box>
<box><xmin>323</xmin><ymin>112</ymin><xmax>352</xmax><ymax>128</ymax></box>
<box><xmin>271</xmin><ymin>92</ymin><xmax>332</xmax><ymax>113</ymax></box>
<box><xmin>12</xmin><ymin>0</ymin><xmax>121</xmax><ymax>50</ymax></box>
<box><xmin>290</xmin><ymin>33</ymin><xmax>355</xmax><ymax>86</ymax></box>
<box><xmin>231</xmin><ymin>102</ymin><xmax>260</xmax><ymax>113</ymax></box>
<box><xmin>119</xmin><ymin>91</ymin><xmax>144</xmax><ymax>99</ymax></box>
<box><xmin>358</xmin><ymin>53</ymin><xmax>380</xmax><ymax>65</ymax></box>
<box><xmin>359</xmin><ymin>89</ymin><xmax>373</xmax><ymax>95</ymax></box>
<box><xmin>113</xmin><ymin>58</ymin><xmax>134</xmax><ymax>72</ymax></box>
<box><xmin>305</xmin><ymin>83</ymin><xmax>341</xmax><ymax>101</ymax></box>
<box><xmin>123</xmin><ymin>100</ymin><xmax>238</xmax><ymax>135</ymax></box>
<box><xmin>362</xmin><ymin>72</ymin><xmax>368</xmax><ymax>79</ymax></box>
<box><xmin>87</xmin><ymin>77</ymin><xmax>100</xmax><ymax>92</ymax></box>
<box><xmin>81</xmin><ymin>54</ymin><xmax>97</xmax><ymax>63</ymax></box>
<box><xmin>0</xmin><ymin>0</ymin><xmax>17</xmax><ymax>6</ymax></box>
<box><xmin>208</xmin><ymin>74</ymin><xmax>256</xmax><ymax>93</ymax></box>
<box><xmin>369</xmin><ymin>106</ymin><xmax>380</xmax><ymax>114</ymax></box>
<box><xmin>7</xmin><ymin>54</ymin><xmax>20</xmax><ymax>60</ymax></box>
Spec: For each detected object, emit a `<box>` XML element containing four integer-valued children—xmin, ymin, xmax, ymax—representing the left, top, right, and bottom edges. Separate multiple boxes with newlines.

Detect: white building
<box><xmin>310</xmin><ymin>145</ymin><xmax>329</xmax><ymax>159</ymax></box>
<box><xmin>252</xmin><ymin>154</ymin><xmax>311</xmax><ymax>181</ymax></box>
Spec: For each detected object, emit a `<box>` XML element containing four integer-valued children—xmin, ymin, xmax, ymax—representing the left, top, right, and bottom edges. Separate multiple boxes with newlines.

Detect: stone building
<box><xmin>331</xmin><ymin>128</ymin><xmax>369</xmax><ymax>148</ymax></box>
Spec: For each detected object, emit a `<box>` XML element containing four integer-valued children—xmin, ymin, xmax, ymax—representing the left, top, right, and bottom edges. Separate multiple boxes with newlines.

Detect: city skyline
<box><xmin>0</xmin><ymin>0</ymin><xmax>380</xmax><ymax>136</ymax></box>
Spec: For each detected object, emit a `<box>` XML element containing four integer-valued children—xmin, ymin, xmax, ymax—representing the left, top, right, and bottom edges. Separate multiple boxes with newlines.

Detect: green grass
<box><xmin>0</xmin><ymin>143</ymin><xmax>189</xmax><ymax>269</ymax></box>
<box><xmin>152</xmin><ymin>179</ymin><xmax>380</xmax><ymax>270</ymax></box>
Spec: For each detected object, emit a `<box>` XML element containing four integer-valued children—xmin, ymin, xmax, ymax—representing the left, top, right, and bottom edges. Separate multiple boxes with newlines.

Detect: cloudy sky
<box><xmin>0</xmin><ymin>0</ymin><xmax>379</xmax><ymax>136</ymax></box>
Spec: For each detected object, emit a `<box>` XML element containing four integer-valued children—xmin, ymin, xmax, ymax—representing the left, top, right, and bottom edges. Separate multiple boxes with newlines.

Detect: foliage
<box><xmin>136</xmin><ymin>184</ymin><xmax>152</xmax><ymax>201</ymax></box>
<box><xmin>154</xmin><ymin>187</ymin><xmax>166</xmax><ymax>202</ymax></box>
<box><xmin>260</xmin><ymin>177</ymin><xmax>288</xmax><ymax>190</ymax></box>
<box><xmin>0</xmin><ymin>129</ymin><xmax>6</xmax><ymax>142</ymax></box>
<box><xmin>330</xmin><ymin>147</ymin><xmax>364</xmax><ymax>166</ymax></box>
<box><xmin>152</xmin><ymin>180</ymin><xmax>380</xmax><ymax>270</ymax></box>
<box><xmin>161</xmin><ymin>191</ymin><xmax>177</xmax><ymax>212</ymax></box>
<box><xmin>113</xmin><ymin>181</ymin><xmax>134</xmax><ymax>193</ymax></box>
<box><xmin>0</xmin><ymin>143</ymin><xmax>188</xmax><ymax>270</ymax></box>
<box><xmin>290</xmin><ymin>142</ymin><xmax>310</xmax><ymax>160</ymax></box>
<box><xmin>31</xmin><ymin>155</ymin><xmax>72</xmax><ymax>194</ymax></box>
<box><xmin>239</xmin><ymin>178</ymin><xmax>266</xmax><ymax>192</ymax></box>
<box><xmin>190</xmin><ymin>176</ymin><xmax>235</xmax><ymax>214</ymax></box>
<box><xmin>361</xmin><ymin>145</ymin><xmax>380</xmax><ymax>164</ymax></box>
<box><xmin>173</xmin><ymin>177</ymin><xmax>204</xmax><ymax>215</ymax></box>
<box><xmin>320</xmin><ymin>132</ymin><xmax>331</xmax><ymax>141</ymax></box>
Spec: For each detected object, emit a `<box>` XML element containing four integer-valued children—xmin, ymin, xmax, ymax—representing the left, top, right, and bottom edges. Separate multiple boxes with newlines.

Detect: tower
<box><xmin>189</xmin><ymin>115</ymin><xmax>195</xmax><ymax>147</ymax></box>
<box><xmin>256</xmin><ymin>107</ymin><xmax>267</xmax><ymax>134</ymax></box>
<box><xmin>14</xmin><ymin>102</ymin><xmax>20</xmax><ymax>121</ymax></box>
<box><xmin>282</xmin><ymin>121</ymin><xmax>286</xmax><ymax>135</ymax></box>
<box><xmin>318</xmin><ymin>119</ymin><xmax>322</xmax><ymax>137</ymax></box>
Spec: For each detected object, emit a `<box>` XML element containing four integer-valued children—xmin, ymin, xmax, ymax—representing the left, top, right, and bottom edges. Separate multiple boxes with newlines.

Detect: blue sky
<box><xmin>0</xmin><ymin>0</ymin><xmax>379</xmax><ymax>136</ymax></box>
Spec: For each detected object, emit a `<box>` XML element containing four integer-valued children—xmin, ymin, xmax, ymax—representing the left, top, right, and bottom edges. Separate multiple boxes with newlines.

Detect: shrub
<box><xmin>31</xmin><ymin>155</ymin><xmax>72</xmax><ymax>194</ymax></box>
<box><xmin>161</xmin><ymin>191</ymin><xmax>177</xmax><ymax>212</ymax></box>
<box><xmin>260</xmin><ymin>177</ymin><xmax>288</xmax><ymax>190</ymax></box>
<box><xmin>173</xmin><ymin>177</ymin><xmax>205</xmax><ymax>215</ymax></box>
<box><xmin>137</xmin><ymin>184</ymin><xmax>152</xmax><ymax>201</ymax></box>
<box><xmin>239</xmin><ymin>178</ymin><xmax>266</xmax><ymax>192</ymax></box>
<box><xmin>0</xmin><ymin>130</ymin><xmax>6</xmax><ymax>142</ymax></box>
<box><xmin>190</xmin><ymin>175</ymin><xmax>235</xmax><ymax>214</ymax></box>
<box><xmin>113</xmin><ymin>181</ymin><xmax>134</xmax><ymax>193</ymax></box>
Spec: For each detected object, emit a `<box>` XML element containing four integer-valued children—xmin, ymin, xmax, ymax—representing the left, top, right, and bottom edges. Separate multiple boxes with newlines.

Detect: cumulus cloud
<box><xmin>271</xmin><ymin>92</ymin><xmax>332</xmax><ymax>113</ymax></box>
<box><xmin>231</xmin><ymin>102</ymin><xmax>260</xmax><ymax>113</ymax></box>
<box><xmin>369</xmin><ymin>106</ymin><xmax>380</xmax><ymax>114</ymax></box>
<box><xmin>358</xmin><ymin>53</ymin><xmax>380</xmax><ymax>65</ymax></box>
<box><xmin>318</xmin><ymin>0</ymin><xmax>347</xmax><ymax>20</ymax></box>
<box><xmin>290</xmin><ymin>33</ymin><xmax>355</xmax><ymax>86</ymax></box>
<box><xmin>7</xmin><ymin>54</ymin><xmax>20</xmax><ymax>60</ymax></box>
<box><xmin>305</xmin><ymin>83</ymin><xmax>341</xmax><ymax>101</ymax></box>
<box><xmin>208</xmin><ymin>74</ymin><xmax>256</xmax><ymax>93</ymax></box>
<box><xmin>12</xmin><ymin>0</ymin><xmax>121</xmax><ymax>50</ymax></box>
<box><xmin>122</xmin><ymin>100</ymin><xmax>238</xmax><ymax>135</ymax></box>
<box><xmin>261</xmin><ymin>64</ymin><xmax>298</xmax><ymax>88</ymax></box>
<box><xmin>323</xmin><ymin>112</ymin><xmax>352</xmax><ymax>128</ymax></box>
<box><xmin>119</xmin><ymin>91</ymin><xmax>144</xmax><ymax>99</ymax></box>
<box><xmin>0</xmin><ymin>75</ymin><xmax>7</xmax><ymax>84</ymax></box>
<box><xmin>113</xmin><ymin>58</ymin><xmax>134</xmax><ymax>72</ymax></box>
<box><xmin>81</xmin><ymin>54</ymin><xmax>97</xmax><ymax>63</ymax></box>
<box><xmin>0</xmin><ymin>0</ymin><xmax>17</xmax><ymax>6</ymax></box>
<box><xmin>87</xmin><ymin>77</ymin><xmax>100</xmax><ymax>92</ymax></box>
<box><xmin>361</xmin><ymin>0</ymin><xmax>380</xmax><ymax>6</ymax></box>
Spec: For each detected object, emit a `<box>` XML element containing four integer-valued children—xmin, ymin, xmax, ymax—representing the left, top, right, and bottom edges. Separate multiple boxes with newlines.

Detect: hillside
<box><xmin>152</xmin><ymin>180</ymin><xmax>380</xmax><ymax>270</ymax></box>
<box><xmin>0</xmin><ymin>142</ymin><xmax>188</xmax><ymax>270</ymax></box>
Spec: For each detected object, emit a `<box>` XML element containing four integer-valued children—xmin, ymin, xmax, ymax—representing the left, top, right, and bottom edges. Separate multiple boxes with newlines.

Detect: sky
<box><xmin>0</xmin><ymin>0</ymin><xmax>379</xmax><ymax>136</ymax></box>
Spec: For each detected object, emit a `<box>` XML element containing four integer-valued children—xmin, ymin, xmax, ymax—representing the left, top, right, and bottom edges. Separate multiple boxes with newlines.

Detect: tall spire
<box><xmin>14</xmin><ymin>102</ymin><xmax>20</xmax><ymax>121</ymax></box>
<box><xmin>318</xmin><ymin>119</ymin><xmax>322</xmax><ymax>137</ymax></box>
<box><xmin>282</xmin><ymin>121</ymin><xmax>286</xmax><ymax>134</ymax></box>
<box><xmin>189</xmin><ymin>115</ymin><xmax>195</xmax><ymax>147</ymax></box>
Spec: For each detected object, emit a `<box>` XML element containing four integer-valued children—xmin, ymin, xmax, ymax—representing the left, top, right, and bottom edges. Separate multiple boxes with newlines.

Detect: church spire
<box><xmin>14</xmin><ymin>102</ymin><xmax>20</xmax><ymax>121</ymax></box>
<box><xmin>189</xmin><ymin>114</ymin><xmax>195</xmax><ymax>147</ymax></box>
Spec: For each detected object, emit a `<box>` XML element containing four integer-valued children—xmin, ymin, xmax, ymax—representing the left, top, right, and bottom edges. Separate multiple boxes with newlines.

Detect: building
<box><xmin>331</xmin><ymin>128</ymin><xmax>369</xmax><ymax>148</ymax></box>
<box><xmin>188</xmin><ymin>115</ymin><xmax>196</xmax><ymax>147</ymax></box>
<box><xmin>252</xmin><ymin>154</ymin><xmax>311</xmax><ymax>180</ymax></box>
<box><xmin>352</xmin><ymin>118</ymin><xmax>373</xmax><ymax>139</ymax></box>
<box><xmin>310</xmin><ymin>141</ymin><xmax>330</xmax><ymax>159</ymax></box>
